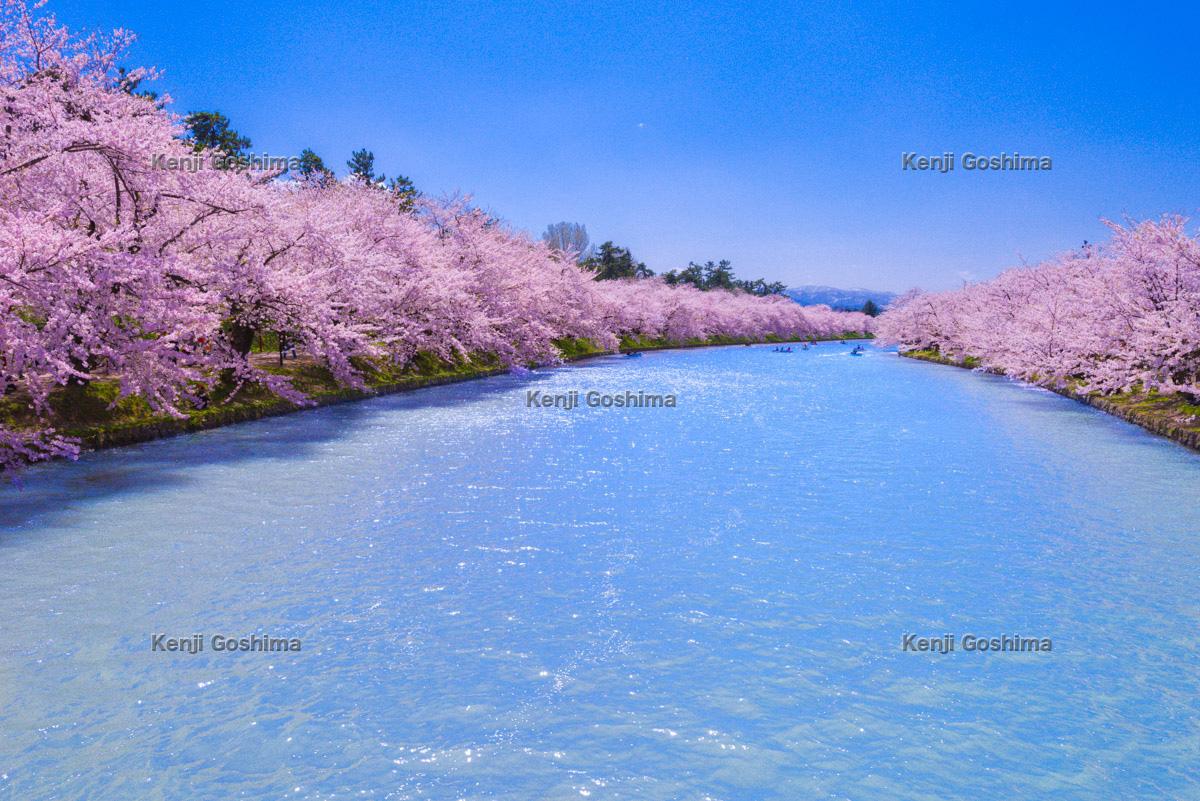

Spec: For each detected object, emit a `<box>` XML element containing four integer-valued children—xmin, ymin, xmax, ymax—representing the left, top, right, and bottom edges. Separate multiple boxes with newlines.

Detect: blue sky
<box><xmin>58</xmin><ymin>0</ymin><xmax>1200</xmax><ymax>291</ymax></box>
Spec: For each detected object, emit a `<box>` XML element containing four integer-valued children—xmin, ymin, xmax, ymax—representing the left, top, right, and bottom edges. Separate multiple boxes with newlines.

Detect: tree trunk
<box><xmin>219</xmin><ymin>322</ymin><xmax>257</xmax><ymax>391</ymax></box>
<box><xmin>228</xmin><ymin>323</ymin><xmax>255</xmax><ymax>359</ymax></box>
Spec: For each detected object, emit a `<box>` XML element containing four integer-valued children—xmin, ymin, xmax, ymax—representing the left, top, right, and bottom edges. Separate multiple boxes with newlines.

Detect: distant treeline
<box><xmin>541</xmin><ymin>223</ymin><xmax>786</xmax><ymax>297</ymax></box>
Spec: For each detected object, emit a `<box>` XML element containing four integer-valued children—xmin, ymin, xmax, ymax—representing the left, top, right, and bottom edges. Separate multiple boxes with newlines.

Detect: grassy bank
<box><xmin>900</xmin><ymin>349</ymin><xmax>1200</xmax><ymax>453</ymax></box>
<box><xmin>6</xmin><ymin>332</ymin><xmax>869</xmax><ymax>456</ymax></box>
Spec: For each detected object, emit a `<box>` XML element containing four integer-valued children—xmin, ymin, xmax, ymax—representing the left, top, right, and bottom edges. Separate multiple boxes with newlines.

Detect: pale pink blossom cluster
<box><xmin>0</xmin><ymin>1</ymin><xmax>870</xmax><ymax>475</ymax></box>
<box><xmin>594</xmin><ymin>278</ymin><xmax>867</xmax><ymax>343</ymax></box>
<box><xmin>876</xmin><ymin>217</ymin><xmax>1200</xmax><ymax>396</ymax></box>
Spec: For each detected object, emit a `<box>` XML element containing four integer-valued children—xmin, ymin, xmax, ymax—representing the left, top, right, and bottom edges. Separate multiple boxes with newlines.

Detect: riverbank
<box><xmin>5</xmin><ymin>332</ymin><xmax>869</xmax><ymax>456</ymax></box>
<box><xmin>900</xmin><ymin>349</ymin><xmax>1200</xmax><ymax>453</ymax></box>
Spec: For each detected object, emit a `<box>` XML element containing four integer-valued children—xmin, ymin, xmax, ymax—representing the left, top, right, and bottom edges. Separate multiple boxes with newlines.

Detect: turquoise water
<box><xmin>2</xmin><ymin>344</ymin><xmax>1199</xmax><ymax>800</ymax></box>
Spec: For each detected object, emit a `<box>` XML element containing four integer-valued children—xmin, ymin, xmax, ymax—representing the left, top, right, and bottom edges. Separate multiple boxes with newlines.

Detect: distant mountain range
<box><xmin>785</xmin><ymin>285</ymin><xmax>898</xmax><ymax>311</ymax></box>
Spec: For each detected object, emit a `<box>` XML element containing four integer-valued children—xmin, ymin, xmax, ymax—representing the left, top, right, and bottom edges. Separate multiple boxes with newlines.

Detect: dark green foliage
<box><xmin>663</xmin><ymin>260</ymin><xmax>785</xmax><ymax>295</ymax></box>
<box><xmin>703</xmin><ymin>259</ymin><xmax>735</xmax><ymax>290</ymax></box>
<box><xmin>347</xmin><ymin>148</ymin><xmax>381</xmax><ymax>184</ymax></box>
<box><xmin>733</xmin><ymin>277</ymin><xmax>788</xmax><ymax>296</ymax></box>
<box><xmin>387</xmin><ymin>174</ymin><xmax>420</xmax><ymax>211</ymax></box>
<box><xmin>182</xmin><ymin>111</ymin><xmax>251</xmax><ymax>160</ymax></box>
<box><xmin>296</xmin><ymin>148</ymin><xmax>334</xmax><ymax>184</ymax></box>
<box><xmin>347</xmin><ymin>148</ymin><xmax>419</xmax><ymax>209</ymax></box>
<box><xmin>582</xmin><ymin>242</ymin><xmax>654</xmax><ymax>280</ymax></box>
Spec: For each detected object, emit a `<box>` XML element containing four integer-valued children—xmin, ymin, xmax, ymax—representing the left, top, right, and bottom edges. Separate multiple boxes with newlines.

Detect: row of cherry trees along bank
<box><xmin>0</xmin><ymin>1</ymin><xmax>871</xmax><ymax>476</ymax></box>
<box><xmin>876</xmin><ymin>217</ymin><xmax>1200</xmax><ymax>399</ymax></box>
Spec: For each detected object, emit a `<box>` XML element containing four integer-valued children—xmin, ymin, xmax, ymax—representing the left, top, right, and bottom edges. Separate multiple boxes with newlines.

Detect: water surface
<box><xmin>2</xmin><ymin>344</ymin><xmax>1199</xmax><ymax>800</ymax></box>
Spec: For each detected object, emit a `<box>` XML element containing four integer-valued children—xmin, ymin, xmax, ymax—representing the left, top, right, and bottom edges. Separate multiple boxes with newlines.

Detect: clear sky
<box><xmin>57</xmin><ymin>0</ymin><xmax>1200</xmax><ymax>291</ymax></box>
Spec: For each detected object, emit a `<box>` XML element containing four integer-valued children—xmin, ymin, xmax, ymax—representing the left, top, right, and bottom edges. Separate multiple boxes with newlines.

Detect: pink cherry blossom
<box><xmin>876</xmin><ymin>217</ymin><xmax>1200</xmax><ymax>397</ymax></box>
<box><xmin>0</xmin><ymin>0</ymin><xmax>871</xmax><ymax>477</ymax></box>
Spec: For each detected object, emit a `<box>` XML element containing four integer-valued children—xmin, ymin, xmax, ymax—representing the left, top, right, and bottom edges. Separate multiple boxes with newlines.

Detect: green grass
<box><xmin>618</xmin><ymin>331</ymin><xmax>868</xmax><ymax>351</ymax></box>
<box><xmin>551</xmin><ymin>337</ymin><xmax>610</xmax><ymax>360</ymax></box>
<box><xmin>902</xmin><ymin>349</ymin><xmax>983</xmax><ymax>370</ymax></box>
<box><xmin>1</xmin><ymin>353</ymin><xmax>508</xmax><ymax>450</ymax></box>
<box><xmin>1095</xmin><ymin>390</ymin><xmax>1200</xmax><ymax>427</ymax></box>
<box><xmin>6</xmin><ymin>330</ymin><xmax>874</xmax><ymax>454</ymax></box>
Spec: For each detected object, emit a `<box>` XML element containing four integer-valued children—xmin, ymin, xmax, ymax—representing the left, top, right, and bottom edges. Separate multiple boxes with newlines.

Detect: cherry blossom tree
<box><xmin>876</xmin><ymin>217</ymin><xmax>1200</xmax><ymax>398</ymax></box>
<box><xmin>0</xmin><ymin>0</ymin><xmax>872</xmax><ymax>477</ymax></box>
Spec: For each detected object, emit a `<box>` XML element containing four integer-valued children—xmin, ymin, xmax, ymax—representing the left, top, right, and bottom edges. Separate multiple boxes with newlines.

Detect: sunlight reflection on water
<box><xmin>2</xmin><ymin>344</ymin><xmax>1199</xmax><ymax>799</ymax></box>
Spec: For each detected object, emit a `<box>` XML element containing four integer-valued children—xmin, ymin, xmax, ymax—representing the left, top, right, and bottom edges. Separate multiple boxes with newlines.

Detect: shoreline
<box><xmin>899</xmin><ymin>350</ymin><xmax>1200</xmax><ymax>453</ymax></box>
<box><xmin>36</xmin><ymin>333</ymin><xmax>870</xmax><ymax>456</ymax></box>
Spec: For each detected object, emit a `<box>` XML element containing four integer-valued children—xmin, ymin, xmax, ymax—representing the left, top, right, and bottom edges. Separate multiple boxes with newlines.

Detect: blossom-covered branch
<box><xmin>876</xmin><ymin>218</ymin><xmax>1200</xmax><ymax>397</ymax></box>
<box><xmin>0</xmin><ymin>0</ymin><xmax>871</xmax><ymax>476</ymax></box>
